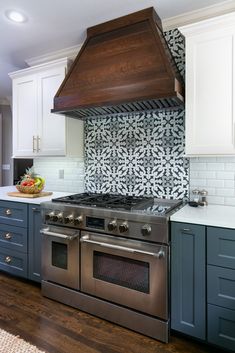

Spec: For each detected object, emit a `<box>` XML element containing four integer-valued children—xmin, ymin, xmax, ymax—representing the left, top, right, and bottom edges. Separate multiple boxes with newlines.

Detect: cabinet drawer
<box><xmin>0</xmin><ymin>247</ymin><xmax>27</xmax><ymax>278</ymax></box>
<box><xmin>207</xmin><ymin>227</ymin><xmax>235</xmax><ymax>269</ymax></box>
<box><xmin>208</xmin><ymin>304</ymin><xmax>235</xmax><ymax>352</ymax></box>
<box><xmin>0</xmin><ymin>201</ymin><xmax>27</xmax><ymax>228</ymax></box>
<box><xmin>0</xmin><ymin>224</ymin><xmax>27</xmax><ymax>253</ymax></box>
<box><xmin>208</xmin><ymin>265</ymin><xmax>235</xmax><ymax>310</ymax></box>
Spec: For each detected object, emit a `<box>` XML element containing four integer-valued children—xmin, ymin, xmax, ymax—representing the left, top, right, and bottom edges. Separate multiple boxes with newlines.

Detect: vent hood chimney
<box><xmin>52</xmin><ymin>7</ymin><xmax>184</xmax><ymax>119</ymax></box>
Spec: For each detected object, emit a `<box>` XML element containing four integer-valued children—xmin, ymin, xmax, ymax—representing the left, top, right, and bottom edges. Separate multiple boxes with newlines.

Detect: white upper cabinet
<box><xmin>180</xmin><ymin>13</ymin><xmax>235</xmax><ymax>156</ymax></box>
<box><xmin>10</xmin><ymin>58</ymin><xmax>83</xmax><ymax>158</ymax></box>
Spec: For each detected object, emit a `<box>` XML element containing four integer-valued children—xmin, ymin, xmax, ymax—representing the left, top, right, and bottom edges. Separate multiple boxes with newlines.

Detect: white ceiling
<box><xmin>0</xmin><ymin>0</ymin><xmax>233</xmax><ymax>100</ymax></box>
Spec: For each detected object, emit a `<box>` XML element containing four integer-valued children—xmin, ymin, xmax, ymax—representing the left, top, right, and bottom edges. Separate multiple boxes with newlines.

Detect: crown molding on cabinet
<box><xmin>179</xmin><ymin>11</ymin><xmax>235</xmax><ymax>36</ymax></box>
<box><xmin>23</xmin><ymin>1</ymin><xmax>235</xmax><ymax>67</ymax></box>
<box><xmin>9</xmin><ymin>58</ymin><xmax>71</xmax><ymax>79</ymax></box>
<box><xmin>162</xmin><ymin>0</ymin><xmax>235</xmax><ymax>30</ymax></box>
<box><xmin>25</xmin><ymin>44</ymin><xmax>82</xmax><ymax>67</ymax></box>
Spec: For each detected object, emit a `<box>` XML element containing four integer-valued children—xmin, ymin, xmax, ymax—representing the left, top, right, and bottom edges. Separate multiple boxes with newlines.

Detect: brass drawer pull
<box><xmin>4</xmin><ymin>233</ymin><xmax>12</xmax><ymax>240</ymax></box>
<box><xmin>5</xmin><ymin>256</ymin><xmax>12</xmax><ymax>264</ymax></box>
<box><xmin>5</xmin><ymin>209</ymin><xmax>12</xmax><ymax>216</ymax></box>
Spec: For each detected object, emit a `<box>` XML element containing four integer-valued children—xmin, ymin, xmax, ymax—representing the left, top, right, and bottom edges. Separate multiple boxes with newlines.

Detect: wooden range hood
<box><xmin>52</xmin><ymin>7</ymin><xmax>184</xmax><ymax>119</ymax></box>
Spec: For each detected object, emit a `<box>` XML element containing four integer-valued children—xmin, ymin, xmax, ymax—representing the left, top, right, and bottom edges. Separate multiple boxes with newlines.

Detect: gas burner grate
<box><xmin>52</xmin><ymin>193</ymin><xmax>154</xmax><ymax>211</ymax></box>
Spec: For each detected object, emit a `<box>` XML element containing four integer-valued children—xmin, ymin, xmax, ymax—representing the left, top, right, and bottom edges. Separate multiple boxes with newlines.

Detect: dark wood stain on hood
<box><xmin>52</xmin><ymin>7</ymin><xmax>184</xmax><ymax>119</ymax></box>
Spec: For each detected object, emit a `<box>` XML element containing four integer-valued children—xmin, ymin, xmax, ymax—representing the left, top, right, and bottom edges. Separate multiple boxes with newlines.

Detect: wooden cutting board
<box><xmin>7</xmin><ymin>191</ymin><xmax>53</xmax><ymax>198</ymax></box>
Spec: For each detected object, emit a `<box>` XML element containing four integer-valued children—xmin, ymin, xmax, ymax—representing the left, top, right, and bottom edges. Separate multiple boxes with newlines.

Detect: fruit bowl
<box><xmin>16</xmin><ymin>184</ymin><xmax>44</xmax><ymax>194</ymax></box>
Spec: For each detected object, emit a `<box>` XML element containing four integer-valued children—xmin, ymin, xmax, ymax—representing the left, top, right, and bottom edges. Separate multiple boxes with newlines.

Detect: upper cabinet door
<box><xmin>12</xmin><ymin>74</ymin><xmax>38</xmax><ymax>157</ymax></box>
<box><xmin>37</xmin><ymin>66</ymin><xmax>67</xmax><ymax>156</ymax></box>
<box><xmin>180</xmin><ymin>14</ymin><xmax>235</xmax><ymax>156</ymax></box>
<box><xmin>10</xmin><ymin>58</ymin><xmax>83</xmax><ymax>158</ymax></box>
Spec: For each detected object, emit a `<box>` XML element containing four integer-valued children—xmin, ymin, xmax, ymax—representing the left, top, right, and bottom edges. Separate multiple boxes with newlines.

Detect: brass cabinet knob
<box><xmin>5</xmin><ymin>209</ymin><xmax>12</xmax><ymax>216</ymax></box>
<box><xmin>5</xmin><ymin>256</ymin><xmax>12</xmax><ymax>264</ymax></box>
<box><xmin>4</xmin><ymin>233</ymin><xmax>12</xmax><ymax>240</ymax></box>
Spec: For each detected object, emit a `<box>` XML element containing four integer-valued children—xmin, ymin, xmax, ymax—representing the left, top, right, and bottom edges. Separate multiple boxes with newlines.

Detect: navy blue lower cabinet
<box><xmin>208</xmin><ymin>304</ymin><xmax>235</xmax><ymax>351</ymax></box>
<box><xmin>28</xmin><ymin>205</ymin><xmax>42</xmax><ymax>282</ymax></box>
<box><xmin>171</xmin><ymin>222</ymin><xmax>206</xmax><ymax>340</ymax></box>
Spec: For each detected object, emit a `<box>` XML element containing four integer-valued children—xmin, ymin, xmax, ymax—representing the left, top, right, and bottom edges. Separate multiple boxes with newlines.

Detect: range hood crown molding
<box><xmin>52</xmin><ymin>7</ymin><xmax>184</xmax><ymax>119</ymax></box>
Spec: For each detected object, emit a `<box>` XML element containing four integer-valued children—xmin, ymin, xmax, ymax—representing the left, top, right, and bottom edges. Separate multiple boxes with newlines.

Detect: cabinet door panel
<box><xmin>12</xmin><ymin>74</ymin><xmax>37</xmax><ymax>157</ymax></box>
<box><xmin>207</xmin><ymin>226</ymin><xmax>235</xmax><ymax>269</ymax></box>
<box><xmin>0</xmin><ymin>247</ymin><xmax>27</xmax><ymax>278</ymax></box>
<box><xmin>208</xmin><ymin>265</ymin><xmax>235</xmax><ymax>310</ymax></box>
<box><xmin>186</xmin><ymin>30</ymin><xmax>234</xmax><ymax>155</ymax></box>
<box><xmin>38</xmin><ymin>66</ymin><xmax>66</xmax><ymax>156</ymax></box>
<box><xmin>208</xmin><ymin>304</ymin><xmax>235</xmax><ymax>351</ymax></box>
<box><xmin>0</xmin><ymin>223</ymin><xmax>27</xmax><ymax>253</ymax></box>
<box><xmin>28</xmin><ymin>205</ymin><xmax>42</xmax><ymax>282</ymax></box>
<box><xmin>171</xmin><ymin>222</ymin><xmax>206</xmax><ymax>339</ymax></box>
<box><xmin>0</xmin><ymin>201</ymin><xmax>27</xmax><ymax>227</ymax></box>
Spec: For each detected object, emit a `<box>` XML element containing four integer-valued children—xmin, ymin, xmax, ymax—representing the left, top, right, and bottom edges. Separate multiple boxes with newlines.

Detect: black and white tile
<box><xmin>84</xmin><ymin>29</ymin><xmax>189</xmax><ymax>199</ymax></box>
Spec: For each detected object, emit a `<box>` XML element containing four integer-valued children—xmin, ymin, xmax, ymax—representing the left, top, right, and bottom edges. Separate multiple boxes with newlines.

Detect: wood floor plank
<box><xmin>0</xmin><ymin>272</ymin><xmax>223</xmax><ymax>353</ymax></box>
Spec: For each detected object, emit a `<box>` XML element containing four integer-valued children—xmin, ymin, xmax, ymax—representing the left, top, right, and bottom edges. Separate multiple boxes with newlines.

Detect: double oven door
<box><xmin>80</xmin><ymin>231</ymin><xmax>168</xmax><ymax>319</ymax></box>
<box><xmin>41</xmin><ymin>225</ymin><xmax>80</xmax><ymax>290</ymax></box>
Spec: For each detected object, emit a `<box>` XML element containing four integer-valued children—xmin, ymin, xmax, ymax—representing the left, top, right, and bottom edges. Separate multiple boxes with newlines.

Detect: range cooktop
<box><xmin>52</xmin><ymin>193</ymin><xmax>154</xmax><ymax>211</ymax></box>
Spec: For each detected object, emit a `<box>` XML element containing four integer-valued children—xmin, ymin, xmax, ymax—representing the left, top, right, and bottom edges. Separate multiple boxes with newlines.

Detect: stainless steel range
<box><xmin>40</xmin><ymin>193</ymin><xmax>182</xmax><ymax>343</ymax></box>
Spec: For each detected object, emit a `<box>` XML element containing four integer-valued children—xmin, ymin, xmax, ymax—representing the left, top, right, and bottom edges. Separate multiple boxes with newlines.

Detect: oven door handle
<box><xmin>80</xmin><ymin>236</ymin><xmax>164</xmax><ymax>258</ymax></box>
<box><xmin>40</xmin><ymin>228</ymin><xmax>79</xmax><ymax>241</ymax></box>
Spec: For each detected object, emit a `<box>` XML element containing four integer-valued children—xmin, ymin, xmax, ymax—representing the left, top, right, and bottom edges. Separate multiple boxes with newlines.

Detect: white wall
<box><xmin>190</xmin><ymin>157</ymin><xmax>235</xmax><ymax>206</ymax></box>
<box><xmin>33</xmin><ymin>157</ymin><xmax>84</xmax><ymax>192</ymax></box>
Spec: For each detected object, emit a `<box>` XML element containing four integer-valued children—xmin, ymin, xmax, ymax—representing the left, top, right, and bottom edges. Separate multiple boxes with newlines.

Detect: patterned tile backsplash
<box><xmin>84</xmin><ymin>29</ymin><xmax>189</xmax><ymax>200</ymax></box>
<box><xmin>85</xmin><ymin>110</ymin><xmax>188</xmax><ymax>199</ymax></box>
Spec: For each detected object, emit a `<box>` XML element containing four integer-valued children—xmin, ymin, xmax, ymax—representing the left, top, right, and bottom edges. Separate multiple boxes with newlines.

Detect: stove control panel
<box><xmin>42</xmin><ymin>207</ymin><xmax>168</xmax><ymax>243</ymax></box>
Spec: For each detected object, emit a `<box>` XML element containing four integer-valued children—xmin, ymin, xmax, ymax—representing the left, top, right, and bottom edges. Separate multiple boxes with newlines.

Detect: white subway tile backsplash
<box><xmin>206</xmin><ymin>179</ymin><xmax>224</xmax><ymax>188</ymax></box>
<box><xmin>225</xmin><ymin>163</ymin><xmax>235</xmax><ymax>171</ymax></box>
<box><xmin>33</xmin><ymin>157</ymin><xmax>85</xmax><ymax>193</ymax></box>
<box><xmin>190</xmin><ymin>157</ymin><xmax>235</xmax><ymax>206</ymax></box>
<box><xmin>216</xmin><ymin>188</ymin><xmax>234</xmax><ymax>197</ymax></box>
<box><xmin>189</xmin><ymin>171</ymin><xmax>199</xmax><ymax>179</ymax></box>
<box><xmin>216</xmin><ymin>156</ymin><xmax>235</xmax><ymax>163</ymax></box>
<box><xmin>190</xmin><ymin>179</ymin><xmax>207</xmax><ymax>187</ymax></box>
<box><xmin>190</xmin><ymin>163</ymin><xmax>207</xmax><ymax>171</ymax></box>
<box><xmin>207</xmin><ymin>163</ymin><xmax>224</xmax><ymax>171</ymax></box>
<box><xmin>198</xmin><ymin>171</ymin><xmax>216</xmax><ymax>179</ymax></box>
<box><xmin>216</xmin><ymin>171</ymin><xmax>235</xmax><ymax>180</ymax></box>
<box><xmin>207</xmin><ymin>195</ymin><xmax>225</xmax><ymax>204</ymax></box>
<box><xmin>224</xmin><ymin>180</ymin><xmax>235</xmax><ymax>188</ymax></box>
<box><xmin>224</xmin><ymin>197</ymin><xmax>235</xmax><ymax>206</ymax></box>
<box><xmin>198</xmin><ymin>157</ymin><xmax>217</xmax><ymax>163</ymax></box>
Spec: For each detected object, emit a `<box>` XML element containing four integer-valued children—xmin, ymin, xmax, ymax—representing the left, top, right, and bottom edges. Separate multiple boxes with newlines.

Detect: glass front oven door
<box><xmin>41</xmin><ymin>225</ymin><xmax>80</xmax><ymax>290</ymax></box>
<box><xmin>80</xmin><ymin>231</ymin><xmax>168</xmax><ymax>319</ymax></box>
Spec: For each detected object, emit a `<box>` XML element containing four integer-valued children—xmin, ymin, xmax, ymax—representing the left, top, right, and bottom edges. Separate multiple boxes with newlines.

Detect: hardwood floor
<box><xmin>0</xmin><ymin>272</ymin><xmax>224</xmax><ymax>353</ymax></box>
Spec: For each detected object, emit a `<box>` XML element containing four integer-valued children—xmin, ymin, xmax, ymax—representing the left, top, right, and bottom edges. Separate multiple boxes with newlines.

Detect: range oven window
<box><xmin>52</xmin><ymin>242</ymin><xmax>68</xmax><ymax>270</ymax></box>
<box><xmin>93</xmin><ymin>251</ymin><xmax>149</xmax><ymax>293</ymax></box>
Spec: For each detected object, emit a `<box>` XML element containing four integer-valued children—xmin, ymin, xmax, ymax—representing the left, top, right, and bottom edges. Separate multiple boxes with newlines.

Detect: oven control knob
<box><xmin>64</xmin><ymin>214</ymin><xmax>74</xmax><ymax>224</ymax></box>
<box><xmin>45</xmin><ymin>211</ymin><xmax>55</xmax><ymax>221</ymax></box>
<box><xmin>108</xmin><ymin>220</ymin><xmax>117</xmax><ymax>231</ymax></box>
<box><xmin>141</xmin><ymin>224</ymin><xmax>151</xmax><ymax>236</ymax></box>
<box><xmin>74</xmin><ymin>216</ymin><xmax>83</xmax><ymax>226</ymax></box>
<box><xmin>119</xmin><ymin>222</ymin><xmax>128</xmax><ymax>233</ymax></box>
<box><xmin>52</xmin><ymin>212</ymin><xmax>63</xmax><ymax>222</ymax></box>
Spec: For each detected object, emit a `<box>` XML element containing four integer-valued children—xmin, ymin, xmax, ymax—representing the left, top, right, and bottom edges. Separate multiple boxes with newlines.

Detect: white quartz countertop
<box><xmin>170</xmin><ymin>203</ymin><xmax>235</xmax><ymax>229</ymax></box>
<box><xmin>0</xmin><ymin>186</ymin><xmax>75</xmax><ymax>205</ymax></box>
